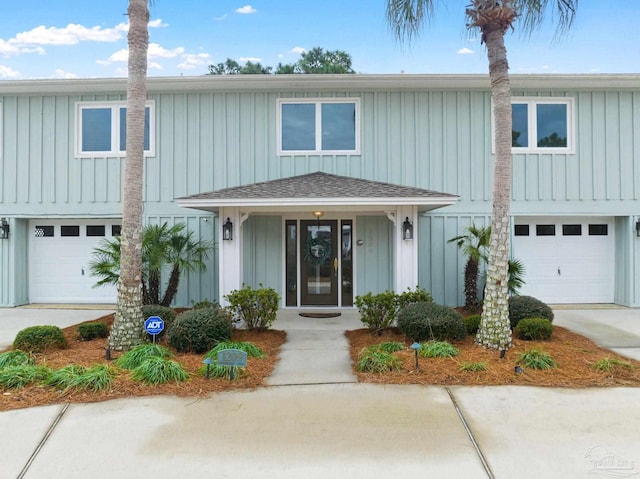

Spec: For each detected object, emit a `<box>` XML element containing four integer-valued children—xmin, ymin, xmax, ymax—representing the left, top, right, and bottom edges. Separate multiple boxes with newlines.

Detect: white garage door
<box><xmin>29</xmin><ymin>220</ymin><xmax>120</xmax><ymax>303</ymax></box>
<box><xmin>512</xmin><ymin>217</ymin><xmax>615</xmax><ymax>304</ymax></box>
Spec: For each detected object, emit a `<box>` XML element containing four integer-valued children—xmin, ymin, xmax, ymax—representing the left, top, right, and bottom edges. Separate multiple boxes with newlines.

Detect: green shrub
<box><xmin>518</xmin><ymin>349</ymin><xmax>557</xmax><ymax>370</ymax></box>
<box><xmin>463</xmin><ymin>315</ymin><xmax>482</xmax><ymax>335</ymax></box>
<box><xmin>130</xmin><ymin>357</ymin><xmax>189</xmax><ymax>385</ymax></box>
<box><xmin>13</xmin><ymin>325</ymin><xmax>67</xmax><ymax>353</ymax></box>
<box><xmin>593</xmin><ymin>357</ymin><xmax>633</xmax><ymax>372</ymax></box>
<box><xmin>373</xmin><ymin>342</ymin><xmax>405</xmax><ymax>354</ymax></box>
<box><xmin>397</xmin><ymin>287</ymin><xmax>433</xmax><ymax>310</ymax></box>
<box><xmin>77</xmin><ymin>322</ymin><xmax>109</xmax><ymax>341</ymax></box>
<box><xmin>115</xmin><ymin>344</ymin><xmax>174</xmax><ymax>370</ymax></box>
<box><xmin>397</xmin><ymin>302</ymin><xmax>466</xmax><ymax>342</ymax></box>
<box><xmin>354</xmin><ymin>291</ymin><xmax>398</xmax><ymax>332</ymax></box>
<box><xmin>514</xmin><ymin>318</ymin><xmax>554</xmax><ymax>341</ymax></box>
<box><xmin>142</xmin><ymin>305</ymin><xmax>177</xmax><ymax>337</ymax></box>
<box><xmin>356</xmin><ymin>347</ymin><xmax>402</xmax><ymax>373</ymax></box>
<box><xmin>225</xmin><ymin>284</ymin><xmax>280</xmax><ymax>330</ymax></box>
<box><xmin>0</xmin><ymin>350</ymin><xmax>34</xmax><ymax>369</ymax></box>
<box><xmin>0</xmin><ymin>365</ymin><xmax>51</xmax><ymax>389</ymax></box>
<box><xmin>419</xmin><ymin>341</ymin><xmax>459</xmax><ymax>358</ymax></box>
<box><xmin>191</xmin><ymin>299</ymin><xmax>219</xmax><ymax>310</ymax></box>
<box><xmin>167</xmin><ymin>307</ymin><xmax>232</xmax><ymax>353</ymax></box>
<box><xmin>508</xmin><ymin>296</ymin><xmax>554</xmax><ymax>329</ymax></box>
<box><xmin>458</xmin><ymin>362</ymin><xmax>488</xmax><ymax>372</ymax></box>
<box><xmin>205</xmin><ymin>341</ymin><xmax>265</xmax><ymax>359</ymax></box>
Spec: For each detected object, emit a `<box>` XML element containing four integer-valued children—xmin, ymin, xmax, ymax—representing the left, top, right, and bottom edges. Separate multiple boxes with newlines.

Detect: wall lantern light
<box><xmin>636</xmin><ymin>219</ymin><xmax>640</xmax><ymax>238</ymax></box>
<box><xmin>222</xmin><ymin>218</ymin><xmax>233</xmax><ymax>241</ymax></box>
<box><xmin>402</xmin><ymin>217</ymin><xmax>413</xmax><ymax>240</ymax></box>
<box><xmin>0</xmin><ymin>218</ymin><xmax>9</xmax><ymax>240</ymax></box>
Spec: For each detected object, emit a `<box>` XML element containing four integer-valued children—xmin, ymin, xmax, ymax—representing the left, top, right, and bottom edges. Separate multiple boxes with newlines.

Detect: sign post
<box><xmin>144</xmin><ymin>316</ymin><xmax>164</xmax><ymax>344</ymax></box>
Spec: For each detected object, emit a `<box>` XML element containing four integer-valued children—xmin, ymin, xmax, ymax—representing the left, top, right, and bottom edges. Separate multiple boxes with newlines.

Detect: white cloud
<box><xmin>148</xmin><ymin>19</ymin><xmax>168</xmax><ymax>28</ymax></box>
<box><xmin>149</xmin><ymin>61</ymin><xmax>162</xmax><ymax>70</ymax></box>
<box><xmin>12</xmin><ymin>24</ymin><xmax>122</xmax><ymax>46</ymax></box>
<box><xmin>98</xmin><ymin>43</ymin><xmax>184</xmax><ymax>65</ymax></box>
<box><xmin>0</xmin><ymin>64</ymin><xmax>20</xmax><ymax>78</ymax></box>
<box><xmin>541</xmin><ymin>65</ymin><xmax>550</xmax><ymax>70</ymax></box>
<box><xmin>290</xmin><ymin>46</ymin><xmax>306</xmax><ymax>55</ymax></box>
<box><xmin>53</xmin><ymin>68</ymin><xmax>78</xmax><ymax>79</ymax></box>
<box><xmin>239</xmin><ymin>56</ymin><xmax>261</xmax><ymax>63</ymax></box>
<box><xmin>458</xmin><ymin>47</ymin><xmax>474</xmax><ymax>55</ymax></box>
<box><xmin>214</xmin><ymin>14</ymin><xmax>228</xmax><ymax>21</ymax></box>
<box><xmin>178</xmin><ymin>52</ymin><xmax>211</xmax><ymax>70</ymax></box>
<box><xmin>97</xmin><ymin>48</ymin><xmax>129</xmax><ymax>65</ymax></box>
<box><xmin>236</xmin><ymin>5</ymin><xmax>257</xmax><ymax>14</ymax></box>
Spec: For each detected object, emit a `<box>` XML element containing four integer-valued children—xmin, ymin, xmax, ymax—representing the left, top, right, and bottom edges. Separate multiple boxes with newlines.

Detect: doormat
<box><xmin>298</xmin><ymin>312</ymin><xmax>342</xmax><ymax>318</ymax></box>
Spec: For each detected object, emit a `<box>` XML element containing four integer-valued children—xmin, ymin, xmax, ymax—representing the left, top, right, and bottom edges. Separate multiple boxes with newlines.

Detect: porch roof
<box><xmin>176</xmin><ymin>171</ymin><xmax>458</xmax><ymax>213</ymax></box>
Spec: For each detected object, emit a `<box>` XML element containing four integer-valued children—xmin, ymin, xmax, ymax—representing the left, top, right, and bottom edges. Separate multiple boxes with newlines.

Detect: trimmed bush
<box><xmin>354</xmin><ymin>291</ymin><xmax>398</xmax><ymax>332</ymax></box>
<box><xmin>167</xmin><ymin>306</ymin><xmax>232</xmax><ymax>353</ymax></box>
<box><xmin>397</xmin><ymin>287</ymin><xmax>433</xmax><ymax>310</ymax></box>
<box><xmin>13</xmin><ymin>325</ymin><xmax>67</xmax><ymax>353</ymax></box>
<box><xmin>508</xmin><ymin>295</ymin><xmax>554</xmax><ymax>329</ymax></box>
<box><xmin>225</xmin><ymin>284</ymin><xmax>280</xmax><ymax>330</ymax></box>
<box><xmin>397</xmin><ymin>302</ymin><xmax>466</xmax><ymax>342</ymax></box>
<box><xmin>0</xmin><ymin>350</ymin><xmax>34</xmax><ymax>369</ymax></box>
<box><xmin>142</xmin><ymin>305</ymin><xmax>177</xmax><ymax>337</ymax></box>
<box><xmin>191</xmin><ymin>299</ymin><xmax>219</xmax><ymax>310</ymax></box>
<box><xmin>514</xmin><ymin>318</ymin><xmax>554</xmax><ymax>341</ymax></box>
<box><xmin>77</xmin><ymin>322</ymin><xmax>109</xmax><ymax>341</ymax></box>
<box><xmin>463</xmin><ymin>314</ymin><xmax>481</xmax><ymax>335</ymax></box>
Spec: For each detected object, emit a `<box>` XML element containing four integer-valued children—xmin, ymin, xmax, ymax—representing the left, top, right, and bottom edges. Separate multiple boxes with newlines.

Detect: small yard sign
<box><xmin>144</xmin><ymin>316</ymin><xmax>164</xmax><ymax>343</ymax></box>
<box><xmin>217</xmin><ymin>349</ymin><xmax>247</xmax><ymax>367</ymax></box>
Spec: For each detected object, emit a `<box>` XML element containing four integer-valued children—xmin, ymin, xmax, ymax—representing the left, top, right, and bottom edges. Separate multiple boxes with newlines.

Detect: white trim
<box><xmin>492</xmin><ymin>97</ymin><xmax>575</xmax><ymax>155</ymax></box>
<box><xmin>75</xmin><ymin>100</ymin><xmax>156</xmax><ymax>158</ymax></box>
<box><xmin>277</xmin><ymin>98</ymin><xmax>361</xmax><ymax>156</ymax></box>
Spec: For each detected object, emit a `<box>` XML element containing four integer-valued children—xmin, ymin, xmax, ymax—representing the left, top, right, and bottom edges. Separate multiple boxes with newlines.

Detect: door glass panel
<box><xmin>285</xmin><ymin>221</ymin><xmax>297</xmax><ymax>307</ymax></box>
<box><xmin>341</xmin><ymin>221</ymin><xmax>353</xmax><ymax>306</ymax></box>
<box><xmin>300</xmin><ymin>220</ymin><xmax>338</xmax><ymax>306</ymax></box>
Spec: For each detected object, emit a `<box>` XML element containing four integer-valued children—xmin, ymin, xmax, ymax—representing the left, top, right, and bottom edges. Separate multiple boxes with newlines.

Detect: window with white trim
<box><xmin>510</xmin><ymin>97</ymin><xmax>574</xmax><ymax>154</ymax></box>
<box><xmin>277</xmin><ymin>98</ymin><xmax>360</xmax><ymax>155</ymax></box>
<box><xmin>76</xmin><ymin>101</ymin><xmax>155</xmax><ymax>157</ymax></box>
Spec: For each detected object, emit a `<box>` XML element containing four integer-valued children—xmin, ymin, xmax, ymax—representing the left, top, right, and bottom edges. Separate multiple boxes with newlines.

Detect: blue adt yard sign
<box><xmin>144</xmin><ymin>316</ymin><xmax>164</xmax><ymax>343</ymax></box>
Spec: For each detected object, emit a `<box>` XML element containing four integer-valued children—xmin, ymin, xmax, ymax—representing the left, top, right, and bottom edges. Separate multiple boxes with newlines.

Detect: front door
<box><xmin>300</xmin><ymin>220</ymin><xmax>338</xmax><ymax>306</ymax></box>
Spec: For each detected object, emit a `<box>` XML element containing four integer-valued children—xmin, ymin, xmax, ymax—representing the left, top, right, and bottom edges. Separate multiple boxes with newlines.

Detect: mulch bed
<box><xmin>0</xmin><ymin>314</ymin><xmax>286</xmax><ymax>412</ymax></box>
<box><xmin>346</xmin><ymin>326</ymin><xmax>640</xmax><ymax>388</ymax></box>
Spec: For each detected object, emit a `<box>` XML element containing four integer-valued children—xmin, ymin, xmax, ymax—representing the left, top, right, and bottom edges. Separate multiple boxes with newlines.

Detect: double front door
<box><xmin>285</xmin><ymin>219</ymin><xmax>353</xmax><ymax>307</ymax></box>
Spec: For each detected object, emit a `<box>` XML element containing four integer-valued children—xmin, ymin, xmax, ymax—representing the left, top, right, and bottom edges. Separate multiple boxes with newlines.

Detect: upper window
<box><xmin>510</xmin><ymin>98</ymin><xmax>574</xmax><ymax>154</ymax></box>
<box><xmin>76</xmin><ymin>101</ymin><xmax>155</xmax><ymax>158</ymax></box>
<box><xmin>277</xmin><ymin>99</ymin><xmax>360</xmax><ymax>155</ymax></box>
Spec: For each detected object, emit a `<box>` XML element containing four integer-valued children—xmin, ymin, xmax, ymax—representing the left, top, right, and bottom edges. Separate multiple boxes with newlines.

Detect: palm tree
<box><xmin>108</xmin><ymin>0</ymin><xmax>150</xmax><ymax>351</ymax></box>
<box><xmin>89</xmin><ymin>223</ymin><xmax>212</xmax><ymax>307</ymax></box>
<box><xmin>386</xmin><ymin>0</ymin><xmax>576</xmax><ymax>351</ymax></box>
<box><xmin>448</xmin><ymin>224</ymin><xmax>491</xmax><ymax>311</ymax></box>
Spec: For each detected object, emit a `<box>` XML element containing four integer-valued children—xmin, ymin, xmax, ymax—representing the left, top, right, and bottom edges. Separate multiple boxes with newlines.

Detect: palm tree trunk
<box><xmin>108</xmin><ymin>0</ymin><xmax>149</xmax><ymax>350</ymax></box>
<box><xmin>160</xmin><ymin>266</ymin><xmax>181</xmax><ymax>307</ymax></box>
<box><xmin>476</xmin><ymin>26</ymin><xmax>513</xmax><ymax>351</ymax></box>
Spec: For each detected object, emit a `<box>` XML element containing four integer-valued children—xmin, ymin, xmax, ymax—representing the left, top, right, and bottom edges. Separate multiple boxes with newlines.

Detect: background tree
<box><xmin>448</xmin><ymin>224</ymin><xmax>491</xmax><ymax>311</ymax></box>
<box><xmin>90</xmin><ymin>223</ymin><xmax>212</xmax><ymax>307</ymax></box>
<box><xmin>108</xmin><ymin>0</ymin><xmax>150</xmax><ymax>351</ymax></box>
<box><xmin>386</xmin><ymin>0</ymin><xmax>576</xmax><ymax>352</ymax></box>
<box><xmin>208</xmin><ymin>47</ymin><xmax>355</xmax><ymax>75</ymax></box>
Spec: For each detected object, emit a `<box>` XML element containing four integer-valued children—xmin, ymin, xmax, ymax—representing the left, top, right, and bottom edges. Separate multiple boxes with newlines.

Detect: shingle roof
<box><xmin>178</xmin><ymin>172</ymin><xmax>457</xmax><ymax>201</ymax></box>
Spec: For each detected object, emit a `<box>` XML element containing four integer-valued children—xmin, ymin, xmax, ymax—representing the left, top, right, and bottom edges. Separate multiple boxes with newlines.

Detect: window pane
<box><xmin>514</xmin><ymin>224</ymin><xmax>529</xmax><ymax>236</ymax></box>
<box><xmin>281</xmin><ymin>103</ymin><xmax>315</xmax><ymax>151</ymax></box>
<box><xmin>112</xmin><ymin>225</ymin><xmax>122</xmax><ymax>236</ymax></box>
<box><xmin>512</xmin><ymin>103</ymin><xmax>528</xmax><ymax>147</ymax></box>
<box><xmin>120</xmin><ymin>107</ymin><xmax>151</xmax><ymax>151</ymax></box>
<box><xmin>562</xmin><ymin>224</ymin><xmax>582</xmax><ymax>236</ymax></box>
<box><xmin>589</xmin><ymin>224</ymin><xmax>608</xmax><ymax>236</ymax></box>
<box><xmin>35</xmin><ymin>226</ymin><xmax>54</xmax><ymax>237</ymax></box>
<box><xmin>321</xmin><ymin>103</ymin><xmax>356</xmax><ymax>150</ymax></box>
<box><xmin>82</xmin><ymin>108</ymin><xmax>112</xmax><ymax>152</ymax></box>
<box><xmin>536</xmin><ymin>224</ymin><xmax>556</xmax><ymax>236</ymax></box>
<box><xmin>61</xmin><ymin>225</ymin><xmax>80</xmax><ymax>237</ymax></box>
<box><xmin>537</xmin><ymin>104</ymin><xmax>567</xmax><ymax>148</ymax></box>
<box><xmin>285</xmin><ymin>221</ymin><xmax>297</xmax><ymax>307</ymax></box>
<box><xmin>86</xmin><ymin>225</ymin><xmax>105</xmax><ymax>237</ymax></box>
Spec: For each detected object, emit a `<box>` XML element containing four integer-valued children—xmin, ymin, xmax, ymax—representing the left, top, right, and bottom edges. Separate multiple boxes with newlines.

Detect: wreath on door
<box><xmin>304</xmin><ymin>237</ymin><xmax>332</xmax><ymax>265</ymax></box>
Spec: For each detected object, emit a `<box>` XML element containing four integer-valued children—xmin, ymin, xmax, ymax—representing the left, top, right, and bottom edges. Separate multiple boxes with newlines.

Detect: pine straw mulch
<box><xmin>346</xmin><ymin>326</ymin><xmax>640</xmax><ymax>388</ymax></box>
<box><xmin>0</xmin><ymin>314</ymin><xmax>286</xmax><ymax>412</ymax></box>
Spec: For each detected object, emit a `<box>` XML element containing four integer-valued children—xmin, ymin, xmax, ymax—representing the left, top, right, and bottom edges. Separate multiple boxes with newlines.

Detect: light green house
<box><xmin>0</xmin><ymin>74</ymin><xmax>639</xmax><ymax>308</ymax></box>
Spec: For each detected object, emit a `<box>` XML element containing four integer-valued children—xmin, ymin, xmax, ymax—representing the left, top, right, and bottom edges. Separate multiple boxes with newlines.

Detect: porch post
<box><xmin>394</xmin><ymin>205</ymin><xmax>419</xmax><ymax>293</ymax></box>
<box><xmin>218</xmin><ymin>207</ymin><xmax>243</xmax><ymax>306</ymax></box>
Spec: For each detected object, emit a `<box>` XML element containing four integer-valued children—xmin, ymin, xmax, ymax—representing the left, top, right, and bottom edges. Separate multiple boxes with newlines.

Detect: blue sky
<box><xmin>0</xmin><ymin>1</ymin><xmax>639</xmax><ymax>79</ymax></box>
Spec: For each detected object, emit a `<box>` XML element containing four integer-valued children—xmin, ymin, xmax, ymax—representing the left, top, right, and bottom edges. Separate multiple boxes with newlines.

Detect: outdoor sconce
<box><xmin>0</xmin><ymin>218</ymin><xmax>9</xmax><ymax>240</ymax></box>
<box><xmin>222</xmin><ymin>218</ymin><xmax>233</xmax><ymax>241</ymax></box>
<box><xmin>636</xmin><ymin>219</ymin><xmax>640</xmax><ymax>238</ymax></box>
<box><xmin>402</xmin><ymin>217</ymin><xmax>413</xmax><ymax>240</ymax></box>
